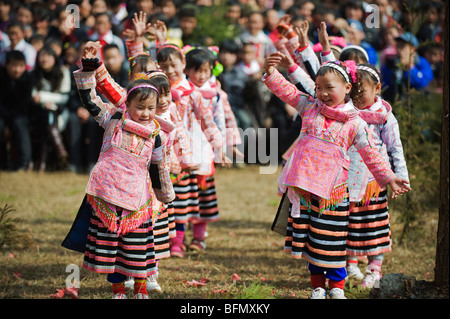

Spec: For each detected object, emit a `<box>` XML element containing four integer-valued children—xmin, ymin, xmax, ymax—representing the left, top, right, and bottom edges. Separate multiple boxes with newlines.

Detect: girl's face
<box><xmin>38</xmin><ymin>51</ymin><xmax>56</xmax><ymax>72</ymax></box>
<box><xmin>126</xmin><ymin>93</ymin><xmax>157</xmax><ymax>125</ymax></box>
<box><xmin>354</xmin><ymin>79</ymin><xmax>381</xmax><ymax>109</ymax></box>
<box><xmin>185</xmin><ymin>62</ymin><xmax>212</xmax><ymax>88</ymax></box>
<box><xmin>158</xmin><ymin>54</ymin><xmax>186</xmax><ymax>84</ymax></box>
<box><xmin>156</xmin><ymin>89</ymin><xmax>172</xmax><ymax>115</ymax></box>
<box><xmin>315</xmin><ymin>72</ymin><xmax>351</xmax><ymax>107</ymax></box>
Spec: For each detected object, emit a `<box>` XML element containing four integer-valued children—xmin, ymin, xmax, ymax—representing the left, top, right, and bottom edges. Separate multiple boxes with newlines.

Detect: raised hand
<box><xmin>263</xmin><ymin>52</ymin><xmax>285</xmax><ymax>75</ymax></box>
<box><xmin>132</xmin><ymin>11</ymin><xmax>151</xmax><ymax>39</ymax></box>
<box><xmin>154</xmin><ymin>20</ymin><xmax>167</xmax><ymax>43</ymax></box>
<box><xmin>318</xmin><ymin>21</ymin><xmax>331</xmax><ymax>52</ymax></box>
<box><xmin>296</xmin><ymin>20</ymin><xmax>310</xmax><ymax>48</ymax></box>
<box><xmin>83</xmin><ymin>41</ymin><xmax>101</xmax><ymax>59</ymax></box>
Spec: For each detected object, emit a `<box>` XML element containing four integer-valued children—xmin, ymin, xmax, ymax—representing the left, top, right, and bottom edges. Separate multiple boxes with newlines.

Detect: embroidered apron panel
<box><xmin>86</xmin><ymin>145</ymin><xmax>150</xmax><ymax>211</ymax></box>
<box><xmin>283</xmin><ymin>135</ymin><xmax>344</xmax><ymax>200</ymax></box>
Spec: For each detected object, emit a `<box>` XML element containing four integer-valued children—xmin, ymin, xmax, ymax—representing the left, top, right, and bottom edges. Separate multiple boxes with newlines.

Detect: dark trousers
<box><xmin>0</xmin><ymin>116</ymin><xmax>32</xmax><ymax>170</ymax></box>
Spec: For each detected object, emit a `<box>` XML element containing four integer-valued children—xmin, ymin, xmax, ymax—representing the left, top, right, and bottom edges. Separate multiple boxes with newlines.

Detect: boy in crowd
<box><xmin>0</xmin><ymin>50</ymin><xmax>33</xmax><ymax>171</ymax></box>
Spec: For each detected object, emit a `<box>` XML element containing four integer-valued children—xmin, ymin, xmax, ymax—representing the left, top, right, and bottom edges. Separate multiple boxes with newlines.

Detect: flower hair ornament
<box><xmin>320</xmin><ymin>60</ymin><xmax>357</xmax><ymax>84</ymax></box>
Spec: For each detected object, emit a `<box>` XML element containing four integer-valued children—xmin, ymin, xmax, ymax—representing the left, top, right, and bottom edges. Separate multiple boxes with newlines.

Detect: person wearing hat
<box><xmin>381</xmin><ymin>31</ymin><xmax>434</xmax><ymax>103</ymax></box>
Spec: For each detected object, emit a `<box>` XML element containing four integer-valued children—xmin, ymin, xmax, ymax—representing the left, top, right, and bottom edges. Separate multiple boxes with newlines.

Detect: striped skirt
<box><xmin>347</xmin><ymin>188</ymin><xmax>391</xmax><ymax>257</ymax></box>
<box><xmin>153</xmin><ymin>205</ymin><xmax>176</xmax><ymax>260</ymax></box>
<box><xmin>83</xmin><ymin>214</ymin><xmax>158</xmax><ymax>279</ymax></box>
<box><xmin>172</xmin><ymin>174</ymin><xmax>200</xmax><ymax>224</ymax></box>
<box><xmin>197</xmin><ymin>175</ymin><xmax>219</xmax><ymax>223</ymax></box>
<box><xmin>284</xmin><ymin>195</ymin><xmax>350</xmax><ymax>269</ymax></box>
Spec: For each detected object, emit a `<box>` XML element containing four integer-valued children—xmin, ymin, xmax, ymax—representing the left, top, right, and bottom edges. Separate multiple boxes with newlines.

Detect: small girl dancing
<box><xmin>184</xmin><ymin>46</ymin><xmax>240</xmax><ymax>251</ymax></box>
<box><xmin>263</xmin><ymin>52</ymin><xmax>411</xmax><ymax>299</ymax></box>
<box><xmin>156</xmin><ymin>44</ymin><xmax>225</xmax><ymax>258</ymax></box>
<box><xmin>72</xmin><ymin>54</ymin><xmax>174</xmax><ymax>299</ymax></box>
<box><xmin>345</xmin><ymin>64</ymin><xmax>409</xmax><ymax>288</ymax></box>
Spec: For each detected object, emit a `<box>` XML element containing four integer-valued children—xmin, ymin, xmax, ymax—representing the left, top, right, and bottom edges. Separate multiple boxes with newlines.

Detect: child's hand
<box><xmin>83</xmin><ymin>41</ymin><xmax>101</xmax><ymax>59</ymax></box>
<box><xmin>263</xmin><ymin>52</ymin><xmax>284</xmax><ymax>75</ymax></box>
<box><xmin>295</xmin><ymin>20</ymin><xmax>310</xmax><ymax>48</ymax></box>
<box><xmin>154</xmin><ymin>20</ymin><xmax>167</xmax><ymax>43</ymax></box>
<box><xmin>132</xmin><ymin>11</ymin><xmax>151</xmax><ymax>40</ymax></box>
<box><xmin>231</xmin><ymin>145</ymin><xmax>245</xmax><ymax>162</ymax></box>
<box><xmin>122</xmin><ymin>28</ymin><xmax>136</xmax><ymax>42</ymax></box>
<box><xmin>389</xmin><ymin>177</ymin><xmax>412</xmax><ymax>199</ymax></box>
<box><xmin>318</xmin><ymin>22</ymin><xmax>331</xmax><ymax>52</ymax></box>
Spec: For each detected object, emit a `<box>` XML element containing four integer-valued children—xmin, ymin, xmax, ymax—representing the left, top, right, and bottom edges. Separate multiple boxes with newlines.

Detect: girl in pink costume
<box><xmin>73</xmin><ymin>54</ymin><xmax>174</xmax><ymax>299</ymax></box>
<box><xmin>263</xmin><ymin>52</ymin><xmax>411</xmax><ymax>299</ymax></box>
<box><xmin>156</xmin><ymin>43</ymin><xmax>225</xmax><ymax>258</ymax></box>
<box><xmin>184</xmin><ymin>46</ymin><xmax>241</xmax><ymax>251</ymax></box>
<box><xmin>345</xmin><ymin>64</ymin><xmax>409</xmax><ymax>288</ymax></box>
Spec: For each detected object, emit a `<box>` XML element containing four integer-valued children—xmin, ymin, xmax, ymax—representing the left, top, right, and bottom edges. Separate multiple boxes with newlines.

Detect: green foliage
<box><xmin>190</xmin><ymin>3</ymin><xmax>240</xmax><ymax>46</ymax></box>
<box><xmin>0</xmin><ymin>204</ymin><xmax>34</xmax><ymax>251</ymax></box>
<box><xmin>238</xmin><ymin>281</ymin><xmax>276</xmax><ymax>299</ymax></box>
<box><xmin>390</xmin><ymin>90</ymin><xmax>442</xmax><ymax>242</ymax></box>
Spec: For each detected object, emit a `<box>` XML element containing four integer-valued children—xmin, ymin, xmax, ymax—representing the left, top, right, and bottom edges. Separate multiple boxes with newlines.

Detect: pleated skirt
<box><xmin>83</xmin><ymin>214</ymin><xmax>158</xmax><ymax>279</ymax></box>
<box><xmin>172</xmin><ymin>174</ymin><xmax>200</xmax><ymax>224</ymax></box>
<box><xmin>284</xmin><ymin>195</ymin><xmax>350</xmax><ymax>269</ymax></box>
<box><xmin>347</xmin><ymin>188</ymin><xmax>391</xmax><ymax>257</ymax></box>
<box><xmin>197</xmin><ymin>175</ymin><xmax>219</xmax><ymax>223</ymax></box>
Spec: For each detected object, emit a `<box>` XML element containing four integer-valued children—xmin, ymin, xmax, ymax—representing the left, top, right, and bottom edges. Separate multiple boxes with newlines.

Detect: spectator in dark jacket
<box><xmin>0</xmin><ymin>50</ymin><xmax>33</xmax><ymax>170</ymax></box>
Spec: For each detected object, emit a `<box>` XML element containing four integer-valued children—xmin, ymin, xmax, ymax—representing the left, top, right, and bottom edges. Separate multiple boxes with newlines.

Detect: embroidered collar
<box><xmin>122</xmin><ymin>112</ymin><xmax>160</xmax><ymax>139</ymax></box>
<box><xmin>171</xmin><ymin>76</ymin><xmax>195</xmax><ymax>101</ymax></box>
<box><xmin>319</xmin><ymin>100</ymin><xmax>359</xmax><ymax>122</ymax></box>
<box><xmin>358</xmin><ymin>96</ymin><xmax>390</xmax><ymax>125</ymax></box>
<box><xmin>193</xmin><ymin>80</ymin><xmax>218</xmax><ymax>99</ymax></box>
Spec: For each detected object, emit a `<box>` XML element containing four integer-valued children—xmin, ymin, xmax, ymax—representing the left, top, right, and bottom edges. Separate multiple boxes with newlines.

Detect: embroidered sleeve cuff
<box><xmin>73</xmin><ymin>70</ymin><xmax>96</xmax><ymax>90</ymax></box>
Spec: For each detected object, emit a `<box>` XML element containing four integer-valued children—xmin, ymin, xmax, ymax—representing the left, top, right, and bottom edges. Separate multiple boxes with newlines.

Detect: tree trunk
<box><xmin>435</xmin><ymin>0</ymin><xmax>449</xmax><ymax>288</ymax></box>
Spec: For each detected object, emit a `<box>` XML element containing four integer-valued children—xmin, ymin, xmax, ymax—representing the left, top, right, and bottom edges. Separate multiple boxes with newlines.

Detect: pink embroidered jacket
<box><xmin>171</xmin><ymin>75</ymin><xmax>224</xmax><ymax>176</ymax></box>
<box><xmin>192</xmin><ymin>79</ymin><xmax>242</xmax><ymax>161</ymax></box>
<box><xmin>263</xmin><ymin>69</ymin><xmax>397</xmax><ymax>215</ymax></box>
<box><xmin>92</xmin><ymin>62</ymin><xmax>193</xmax><ymax>175</ymax></box>
<box><xmin>73</xmin><ymin>70</ymin><xmax>173</xmax><ymax>234</ymax></box>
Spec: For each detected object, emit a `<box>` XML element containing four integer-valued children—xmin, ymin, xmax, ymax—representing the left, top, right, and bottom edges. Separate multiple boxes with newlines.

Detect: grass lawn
<box><xmin>0</xmin><ymin>165</ymin><xmax>438</xmax><ymax>299</ymax></box>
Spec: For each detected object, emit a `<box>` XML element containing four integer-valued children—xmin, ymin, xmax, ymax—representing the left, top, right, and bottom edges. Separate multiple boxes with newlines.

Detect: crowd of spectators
<box><xmin>0</xmin><ymin>0</ymin><xmax>445</xmax><ymax>173</ymax></box>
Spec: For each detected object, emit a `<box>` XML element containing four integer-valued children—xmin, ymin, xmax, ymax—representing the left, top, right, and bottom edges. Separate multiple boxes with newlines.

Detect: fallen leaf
<box><xmin>231</xmin><ymin>273</ymin><xmax>240</xmax><ymax>281</ymax></box>
<box><xmin>49</xmin><ymin>289</ymin><xmax>65</xmax><ymax>299</ymax></box>
<box><xmin>64</xmin><ymin>287</ymin><xmax>79</xmax><ymax>299</ymax></box>
<box><xmin>184</xmin><ymin>279</ymin><xmax>207</xmax><ymax>287</ymax></box>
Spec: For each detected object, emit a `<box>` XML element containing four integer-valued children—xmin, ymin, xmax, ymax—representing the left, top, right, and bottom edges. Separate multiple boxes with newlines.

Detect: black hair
<box><xmin>156</xmin><ymin>45</ymin><xmax>183</xmax><ymax>63</ymax></box>
<box><xmin>339</xmin><ymin>48</ymin><xmax>368</xmax><ymax>64</ymax></box>
<box><xmin>94</xmin><ymin>11</ymin><xmax>111</xmax><ymax>22</ymax></box>
<box><xmin>126</xmin><ymin>79</ymin><xmax>159</xmax><ymax>102</ymax></box>
<box><xmin>33</xmin><ymin>45</ymin><xmax>64</xmax><ymax>92</ymax></box>
<box><xmin>349</xmin><ymin>63</ymin><xmax>381</xmax><ymax>105</ymax></box>
<box><xmin>5</xmin><ymin>50</ymin><xmax>26</xmax><ymax>64</ymax></box>
<box><xmin>219</xmin><ymin>39</ymin><xmax>240</xmax><ymax>55</ymax></box>
<box><xmin>6</xmin><ymin>21</ymin><xmax>24</xmax><ymax>32</ymax></box>
<box><xmin>130</xmin><ymin>53</ymin><xmax>158</xmax><ymax>74</ymax></box>
<box><xmin>147</xmin><ymin>73</ymin><xmax>171</xmax><ymax>96</ymax></box>
<box><xmin>185</xmin><ymin>47</ymin><xmax>215</xmax><ymax>71</ymax></box>
<box><xmin>103</xmin><ymin>43</ymin><xmax>120</xmax><ymax>53</ymax></box>
<box><xmin>357</xmin><ymin>63</ymin><xmax>381</xmax><ymax>86</ymax></box>
<box><xmin>316</xmin><ymin>63</ymin><xmax>349</xmax><ymax>84</ymax></box>
<box><xmin>178</xmin><ymin>4</ymin><xmax>199</xmax><ymax>19</ymax></box>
